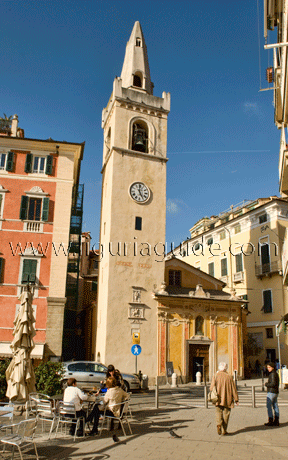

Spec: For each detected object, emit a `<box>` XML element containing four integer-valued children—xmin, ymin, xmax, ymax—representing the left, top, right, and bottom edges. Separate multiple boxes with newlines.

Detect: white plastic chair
<box><xmin>99</xmin><ymin>400</ymin><xmax>132</xmax><ymax>436</ymax></box>
<box><xmin>0</xmin><ymin>418</ymin><xmax>39</xmax><ymax>460</ymax></box>
<box><xmin>54</xmin><ymin>402</ymin><xmax>85</xmax><ymax>441</ymax></box>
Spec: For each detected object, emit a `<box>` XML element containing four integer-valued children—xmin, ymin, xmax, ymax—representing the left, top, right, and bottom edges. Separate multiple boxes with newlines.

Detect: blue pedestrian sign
<box><xmin>131</xmin><ymin>344</ymin><xmax>142</xmax><ymax>355</ymax></box>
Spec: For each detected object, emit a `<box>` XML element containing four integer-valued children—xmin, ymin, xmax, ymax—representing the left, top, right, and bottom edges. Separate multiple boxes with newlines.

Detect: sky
<box><xmin>1</xmin><ymin>0</ymin><xmax>280</xmax><ymax>247</ymax></box>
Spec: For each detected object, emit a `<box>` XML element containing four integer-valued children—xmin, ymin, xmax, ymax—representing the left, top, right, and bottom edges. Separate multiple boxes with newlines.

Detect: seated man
<box><xmin>63</xmin><ymin>378</ymin><xmax>100</xmax><ymax>436</ymax></box>
<box><xmin>102</xmin><ymin>376</ymin><xmax>128</xmax><ymax>430</ymax></box>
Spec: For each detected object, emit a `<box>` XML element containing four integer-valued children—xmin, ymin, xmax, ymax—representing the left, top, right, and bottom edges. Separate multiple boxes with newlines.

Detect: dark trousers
<box><xmin>69</xmin><ymin>409</ymin><xmax>86</xmax><ymax>435</ymax></box>
<box><xmin>87</xmin><ymin>404</ymin><xmax>100</xmax><ymax>431</ymax></box>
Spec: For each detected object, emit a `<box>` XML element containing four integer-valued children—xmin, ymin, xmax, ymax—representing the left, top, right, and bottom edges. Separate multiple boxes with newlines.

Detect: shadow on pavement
<box><xmin>229</xmin><ymin>421</ymin><xmax>288</xmax><ymax>435</ymax></box>
<box><xmin>34</xmin><ymin>414</ymin><xmax>192</xmax><ymax>459</ymax></box>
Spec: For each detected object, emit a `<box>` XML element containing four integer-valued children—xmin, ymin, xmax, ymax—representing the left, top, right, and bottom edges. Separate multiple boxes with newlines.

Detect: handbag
<box><xmin>208</xmin><ymin>384</ymin><xmax>218</xmax><ymax>404</ymax></box>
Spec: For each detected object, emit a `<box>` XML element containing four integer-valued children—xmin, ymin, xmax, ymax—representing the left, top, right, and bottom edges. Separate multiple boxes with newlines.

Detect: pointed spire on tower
<box><xmin>120</xmin><ymin>21</ymin><xmax>154</xmax><ymax>95</ymax></box>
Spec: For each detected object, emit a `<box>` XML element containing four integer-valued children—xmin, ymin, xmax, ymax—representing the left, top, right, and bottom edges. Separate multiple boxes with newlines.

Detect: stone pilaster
<box><xmin>45</xmin><ymin>297</ymin><xmax>66</xmax><ymax>359</ymax></box>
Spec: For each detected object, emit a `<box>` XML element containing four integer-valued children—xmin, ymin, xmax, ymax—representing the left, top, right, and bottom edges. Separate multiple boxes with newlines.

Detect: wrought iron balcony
<box><xmin>255</xmin><ymin>260</ymin><xmax>282</xmax><ymax>278</ymax></box>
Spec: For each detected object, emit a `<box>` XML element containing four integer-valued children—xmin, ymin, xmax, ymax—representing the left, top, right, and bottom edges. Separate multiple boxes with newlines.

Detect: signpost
<box><xmin>132</xmin><ymin>332</ymin><xmax>140</xmax><ymax>344</ymax></box>
<box><xmin>131</xmin><ymin>344</ymin><xmax>142</xmax><ymax>374</ymax></box>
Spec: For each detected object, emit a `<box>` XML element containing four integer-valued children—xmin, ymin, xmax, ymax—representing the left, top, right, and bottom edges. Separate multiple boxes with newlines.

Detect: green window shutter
<box><xmin>24</xmin><ymin>153</ymin><xmax>33</xmax><ymax>173</ymax></box>
<box><xmin>19</xmin><ymin>196</ymin><xmax>29</xmax><ymax>220</ymax></box>
<box><xmin>221</xmin><ymin>258</ymin><xmax>228</xmax><ymax>276</ymax></box>
<box><xmin>0</xmin><ymin>258</ymin><xmax>4</xmax><ymax>282</ymax></box>
<box><xmin>0</xmin><ymin>194</ymin><xmax>3</xmax><ymax>213</ymax></box>
<box><xmin>208</xmin><ymin>262</ymin><xmax>214</xmax><ymax>277</ymax></box>
<box><xmin>92</xmin><ymin>281</ymin><xmax>98</xmax><ymax>292</ymax></box>
<box><xmin>45</xmin><ymin>155</ymin><xmax>53</xmax><ymax>175</ymax></box>
<box><xmin>22</xmin><ymin>259</ymin><xmax>37</xmax><ymax>283</ymax></box>
<box><xmin>6</xmin><ymin>151</ymin><xmax>14</xmax><ymax>171</ymax></box>
<box><xmin>236</xmin><ymin>254</ymin><xmax>243</xmax><ymax>272</ymax></box>
<box><xmin>41</xmin><ymin>197</ymin><xmax>50</xmax><ymax>221</ymax></box>
<box><xmin>263</xmin><ymin>290</ymin><xmax>272</xmax><ymax>313</ymax></box>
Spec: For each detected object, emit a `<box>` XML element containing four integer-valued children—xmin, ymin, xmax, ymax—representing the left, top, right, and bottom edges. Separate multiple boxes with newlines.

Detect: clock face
<box><xmin>129</xmin><ymin>182</ymin><xmax>150</xmax><ymax>203</ymax></box>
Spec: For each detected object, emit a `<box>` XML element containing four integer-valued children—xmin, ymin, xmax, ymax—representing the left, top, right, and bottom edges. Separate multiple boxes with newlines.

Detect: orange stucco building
<box><xmin>0</xmin><ymin>115</ymin><xmax>84</xmax><ymax>361</ymax></box>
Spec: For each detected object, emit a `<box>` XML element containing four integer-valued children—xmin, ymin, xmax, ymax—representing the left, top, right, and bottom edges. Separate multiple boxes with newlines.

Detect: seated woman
<box><xmin>102</xmin><ymin>376</ymin><xmax>128</xmax><ymax>430</ymax></box>
<box><xmin>99</xmin><ymin>364</ymin><xmax>125</xmax><ymax>392</ymax></box>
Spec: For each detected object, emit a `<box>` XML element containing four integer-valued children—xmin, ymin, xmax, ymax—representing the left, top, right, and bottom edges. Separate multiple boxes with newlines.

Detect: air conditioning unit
<box><xmin>233</xmin><ymin>272</ymin><xmax>244</xmax><ymax>283</ymax></box>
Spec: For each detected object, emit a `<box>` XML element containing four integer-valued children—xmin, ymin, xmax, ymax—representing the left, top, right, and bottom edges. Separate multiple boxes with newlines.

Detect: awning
<box><xmin>0</xmin><ymin>342</ymin><xmax>44</xmax><ymax>359</ymax></box>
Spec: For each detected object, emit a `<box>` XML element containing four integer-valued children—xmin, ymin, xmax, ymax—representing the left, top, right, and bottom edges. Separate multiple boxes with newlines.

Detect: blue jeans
<box><xmin>267</xmin><ymin>392</ymin><xmax>279</xmax><ymax>419</ymax></box>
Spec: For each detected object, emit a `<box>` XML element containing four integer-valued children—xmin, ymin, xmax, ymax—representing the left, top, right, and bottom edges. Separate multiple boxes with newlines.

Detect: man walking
<box><xmin>264</xmin><ymin>362</ymin><xmax>280</xmax><ymax>427</ymax></box>
<box><xmin>210</xmin><ymin>362</ymin><xmax>239</xmax><ymax>435</ymax></box>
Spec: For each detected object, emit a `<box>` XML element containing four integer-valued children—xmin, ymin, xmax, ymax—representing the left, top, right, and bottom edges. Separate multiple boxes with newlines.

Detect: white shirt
<box><xmin>63</xmin><ymin>386</ymin><xmax>88</xmax><ymax>411</ymax></box>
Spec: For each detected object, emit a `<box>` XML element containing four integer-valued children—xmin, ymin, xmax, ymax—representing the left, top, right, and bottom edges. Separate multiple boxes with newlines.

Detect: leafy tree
<box><xmin>0</xmin><ymin>114</ymin><xmax>12</xmax><ymax>130</ymax></box>
<box><xmin>35</xmin><ymin>361</ymin><xmax>65</xmax><ymax>396</ymax></box>
<box><xmin>0</xmin><ymin>359</ymin><xmax>10</xmax><ymax>400</ymax></box>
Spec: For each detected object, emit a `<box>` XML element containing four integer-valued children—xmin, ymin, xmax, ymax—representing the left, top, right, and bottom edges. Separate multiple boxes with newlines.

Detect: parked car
<box><xmin>62</xmin><ymin>361</ymin><xmax>141</xmax><ymax>391</ymax></box>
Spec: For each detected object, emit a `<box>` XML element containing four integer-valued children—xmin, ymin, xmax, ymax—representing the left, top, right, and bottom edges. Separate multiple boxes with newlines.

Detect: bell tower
<box><xmin>96</xmin><ymin>21</ymin><xmax>170</xmax><ymax>379</ymax></box>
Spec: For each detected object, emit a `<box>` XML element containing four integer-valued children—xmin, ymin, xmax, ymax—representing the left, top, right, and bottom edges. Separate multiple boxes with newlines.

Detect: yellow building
<box><xmin>263</xmin><ymin>1</ymin><xmax>288</xmax><ymax>360</ymax></box>
<box><xmin>154</xmin><ymin>257</ymin><xmax>246</xmax><ymax>383</ymax></box>
<box><xmin>176</xmin><ymin>197</ymin><xmax>288</xmax><ymax>372</ymax></box>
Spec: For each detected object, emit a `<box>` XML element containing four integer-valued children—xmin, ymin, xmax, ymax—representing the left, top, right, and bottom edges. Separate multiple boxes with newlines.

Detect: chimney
<box><xmin>11</xmin><ymin>115</ymin><xmax>18</xmax><ymax>137</ymax></box>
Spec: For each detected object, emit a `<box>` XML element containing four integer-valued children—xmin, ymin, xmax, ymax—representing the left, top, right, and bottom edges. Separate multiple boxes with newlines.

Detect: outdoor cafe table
<box><xmin>82</xmin><ymin>393</ymin><xmax>103</xmax><ymax>417</ymax></box>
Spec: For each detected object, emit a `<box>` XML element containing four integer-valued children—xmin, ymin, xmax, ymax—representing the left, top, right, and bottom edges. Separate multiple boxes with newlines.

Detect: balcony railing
<box><xmin>255</xmin><ymin>260</ymin><xmax>281</xmax><ymax>277</ymax></box>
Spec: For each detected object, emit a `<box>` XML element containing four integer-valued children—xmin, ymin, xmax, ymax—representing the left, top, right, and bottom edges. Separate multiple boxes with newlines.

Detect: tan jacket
<box><xmin>210</xmin><ymin>371</ymin><xmax>238</xmax><ymax>408</ymax></box>
<box><xmin>103</xmin><ymin>387</ymin><xmax>128</xmax><ymax>417</ymax></box>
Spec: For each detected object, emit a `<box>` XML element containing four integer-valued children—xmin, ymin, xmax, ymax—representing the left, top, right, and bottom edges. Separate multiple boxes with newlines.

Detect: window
<box><xmin>259</xmin><ymin>214</ymin><xmax>267</xmax><ymax>224</ymax></box>
<box><xmin>234</xmin><ymin>224</ymin><xmax>241</xmax><ymax>234</ymax></box>
<box><xmin>262</xmin><ymin>290</ymin><xmax>272</xmax><ymax>313</ymax></box>
<box><xmin>91</xmin><ymin>281</ymin><xmax>98</xmax><ymax>292</ymax></box>
<box><xmin>133</xmin><ymin>75</ymin><xmax>142</xmax><ymax>87</ymax></box>
<box><xmin>195</xmin><ymin>316</ymin><xmax>204</xmax><ymax>335</ymax></box>
<box><xmin>221</xmin><ymin>258</ymin><xmax>228</xmax><ymax>276</ymax></box>
<box><xmin>207</xmin><ymin>237</ymin><xmax>213</xmax><ymax>246</ymax></box>
<box><xmin>132</xmin><ymin>121</ymin><xmax>148</xmax><ymax>153</ymax></box>
<box><xmin>0</xmin><ymin>151</ymin><xmax>14</xmax><ymax>171</ymax></box>
<box><xmin>136</xmin><ymin>37</ymin><xmax>141</xmax><ymax>46</ymax></box>
<box><xmin>93</xmin><ymin>260</ymin><xmax>99</xmax><ymax>270</ymax></box>
<box><xmin>260</xmin><ymin>243</ymin><xmax>270</xmax><ymax>268</ymax></box>
<box><xmin>135</xmin><ymin>216</ymin><xmax>142</xmax><ymax>230</ymax></box>
<box><xmin>235</xmin><ymin>253</ymin><xmax>243</xmax><ymax>272</ymax></box>
<box><xmin>194</xmin><ymin>242</ymin><xmax>200</xmax><ymax>251</ymax></box>
<box><xmin>0</xmin><ymin>153</ymin><xmax>6</xmax><ymax>170</ymax></box>
<box><xmin>33</xmin><ymin>156</ymin><xmax>46</xmax><ymax>174</ymax></box>
<box><xmin>0</xmin><ymin>194</ymin><xmax>3</xmax><ymax>217</ymax></box>
<box><xmin>266</xmin><ymin>349</ymin><xmax>276</xmax><ymax>361</ymax></box>
<box><xmin>24</xmin><ymin>153</ymin><xmax>53</xmax><ymax>175</ymax></box>
<box><xmin>0</xmin><ymin>257</ymin><xmax>4</xmax><ymax>282</ymax></box>
<box><xmin>20</xmin><ymin>196</ymin><xmax>49</xmax><ymax>221</ymax></box>
<box><xmin>168</xmin><ymin>270</ymin><xmax>181</xmax><ymax>286</ymax></box>
<box><xmin>208</xmin><ymin>262</ymin><xmax>214</xmax><ymax>277</ymax></box>
<box><xmin>21</xmin><ymin>259</ymin><xmax>37</xmax><ymax>283</ymax></box>
<box><xmin>219</xmin><ymin>230</ymin><xmax>226</xmax><ymax>240</ymax></box>
<box><xmin>266</xmin><ymin>328</ymin><xmax>273</xmax><ymax>339</ymax></box>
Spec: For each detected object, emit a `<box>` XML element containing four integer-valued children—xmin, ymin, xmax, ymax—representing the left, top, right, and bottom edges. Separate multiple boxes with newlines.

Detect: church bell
<box><xmin>133</xmin><ymin>126</ymin><xmax>147</xmax><ymax>152</ymax></box>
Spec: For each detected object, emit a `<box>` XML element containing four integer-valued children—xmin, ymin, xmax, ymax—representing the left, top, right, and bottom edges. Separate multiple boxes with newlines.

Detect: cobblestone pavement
<box><xmin>2</xmin><ymin>382</ymin><xmax>288</xmax><ymax>460</ymax></box>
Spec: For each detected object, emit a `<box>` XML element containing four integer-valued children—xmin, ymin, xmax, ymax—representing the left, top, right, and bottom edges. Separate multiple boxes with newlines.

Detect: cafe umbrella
<box><xmin>6</xmin><ymin>284</ymin><xmax>36</xmax><ymax>401</ymax></box>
